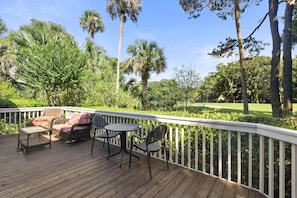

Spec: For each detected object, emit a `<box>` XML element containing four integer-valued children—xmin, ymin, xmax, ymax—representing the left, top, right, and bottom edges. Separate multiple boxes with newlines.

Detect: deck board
<box><xmin>0</xmin><ymin>135</ymin><xmax>266</xmax><ymax>198</ymax></box>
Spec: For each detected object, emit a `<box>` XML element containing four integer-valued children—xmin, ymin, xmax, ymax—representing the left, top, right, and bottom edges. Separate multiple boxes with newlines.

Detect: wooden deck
<box><xmin>0</xmin><ymin>135</ymin><xmax>266</xmax><ymax>198</ymax></box>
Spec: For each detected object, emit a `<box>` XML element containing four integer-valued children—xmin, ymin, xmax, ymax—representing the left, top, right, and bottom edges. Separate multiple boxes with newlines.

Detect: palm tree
<box><xmin>0</xmin><ymin>18</ymin><xmax>7</xmax><ymax>36</ymax></box>
<box><xmin>125</xmin><ymin>39</ymin><xmax>166</xmax><ymax>109</ymax></box>
<box><xmin>106</xmin><ymin>0</ymin><xmax>142</xmax><ymax>105</ymax></box>
<box><xmin>80</xmin><ymin>10</ymin><xmax>105</xmax><ymax>39</ymax></box>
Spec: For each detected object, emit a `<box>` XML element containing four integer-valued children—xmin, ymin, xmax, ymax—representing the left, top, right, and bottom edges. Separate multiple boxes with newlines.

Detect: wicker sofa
<box><xmin>52</xmin><ymin>112</ymin><xmax>93</xmax><ymax>142</ymax></box>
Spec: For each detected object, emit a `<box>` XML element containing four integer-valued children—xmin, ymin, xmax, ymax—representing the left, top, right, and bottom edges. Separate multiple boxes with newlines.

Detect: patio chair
<box><xmin>29</xmin><ymin>107</ymin><xmax>63</xmax><ymax>129</ymax></box>
<box><xmin>129</xmin><ymin>124</ymin><xmax>169</xmax><ymax>179</ymax></box>
<box><xmin>90</xmin><ymin>115</ymin><xmax>120</xmax><ymax>155</ymax></box>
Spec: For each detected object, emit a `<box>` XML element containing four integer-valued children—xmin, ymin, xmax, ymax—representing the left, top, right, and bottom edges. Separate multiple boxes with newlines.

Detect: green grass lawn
<box><xmin>192</xmin><ymin>103</ymin><xmax>297</xmax><ymax>117</ymax></box>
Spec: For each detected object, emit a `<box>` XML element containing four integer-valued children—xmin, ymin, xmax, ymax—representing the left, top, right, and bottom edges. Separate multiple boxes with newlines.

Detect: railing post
<box><xmin>202</xmin><ymin>129</ymin><xmax>206</xmax><ymax>173</ymax></box>
<box><xmin>237</xmin><ymin>131</ymin><xmax>241</xmax><ymax>184</ymax></box>
<box><xmin>210</xmin><ymin>129</ymin><xmax>214</xmax><ymax>176</ymax></box>
<box><xmin>292</xmin><ymin>144</ymin><xmax>297</xmax><ymax>198</ymax></box>
<box><xmin>228</xmin><ymin>131</ymin><xmax>231</xmax><ymax>181</ymax></box>
<box><xmin>279</xmin><ymin>141</ymin><xmax>285</xmax><ymax>198</ymax></box>
<box><xmin>175</xmin><ymin>125</ymin><xmax>179</xmax><ymax>164</ymax></box>
<box><xmin>218</xmin><ymin>130</ymin><xmax>222</xmax><ymax>178</ymax></box>
<box><xmin>259</xmin><ymin>136</ymin><xmax>264</xmax><ymax>193</ymax></box>
<box><xmin>195</xmin><ymin>127</ymin><xmax>198</xmax><ymax>170</ymax></box>
<box><xmin>268</xmin><ymin>138</ymin><xmax>274</xmax><ymax>197</ymax></box>
<box><xmin>248</xmin><ymin>133</ymin><xmax>253</xmax><ymax>188</ymax></box>
<box><xmin>181</xmin><ymin>126</ymin><xmax>184</xmax><ymax>166</ymax></box>
<box><xmin>187</xmin><ymin>126</ymin><xmax>191</xmax><ymax>169</ymax></box>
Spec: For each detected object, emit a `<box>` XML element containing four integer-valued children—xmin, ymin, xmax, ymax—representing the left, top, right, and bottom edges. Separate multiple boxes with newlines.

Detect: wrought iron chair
<box><xmin>90</xmin><ymin>115</ymin><xmax>120</xmax><ymax>155</ymax></box>
<box><xmin>129</xmin><ymin>124</ymin><xmax>169</xmax><ymax>179</ymax></box>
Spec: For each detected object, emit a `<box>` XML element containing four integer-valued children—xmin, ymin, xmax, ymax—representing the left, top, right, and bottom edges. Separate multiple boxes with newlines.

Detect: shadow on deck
<box><xmin>0</xmin><ymin>135</ymin><xmax>266</xmax><ymax>198</ymax></box>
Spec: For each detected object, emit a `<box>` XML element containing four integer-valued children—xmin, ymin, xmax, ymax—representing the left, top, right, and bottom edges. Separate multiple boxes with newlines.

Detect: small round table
<box><xmin>104</xmin><ymin>123</ymin><xmax>141</xmax><ymax>166</ymax></box>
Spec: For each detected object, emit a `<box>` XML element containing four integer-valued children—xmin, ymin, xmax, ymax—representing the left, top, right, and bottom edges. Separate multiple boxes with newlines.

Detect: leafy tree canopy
<box><xmin>80</xmin><ymin>10</ymin><xmax>105</xmax><ymax>39</ymax></box>
<box><xmin>179</xmin><ymin>0</ymin><xmax>266</xmax><ymax>58</ymax></box>
<box><xmin>10</xmin><ymin>19</ymin><xmax>87</xmax><ymax>106</ymax></box>
<box><xmin>0</xmin><ymin>18</ymin><xmax>7</xmax><ymax>36</ymax></box>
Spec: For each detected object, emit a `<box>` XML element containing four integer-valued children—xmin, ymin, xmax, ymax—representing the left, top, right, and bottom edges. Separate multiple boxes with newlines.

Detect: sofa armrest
<box><xmin>53</xmin><ymin>118</ymin><xmax>69</xmax><ymax>125</ymax></box>
<box><xmin>70</xmin><ymin>122</ymin><xmax>92</xmax><ymax>130</ymax></box>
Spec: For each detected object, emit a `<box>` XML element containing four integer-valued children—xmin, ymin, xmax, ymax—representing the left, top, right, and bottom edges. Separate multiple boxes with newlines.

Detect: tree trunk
<box><xmin>283</xmin><ymin>2</ymin><xmax>293</xmax><ymax>113</ymax></box>
<box><xmin>234</xmin><ymin>0</ymin><xmax>249</xmax><ymax>114</ymax></box>
<box><xmin>269</xmin><ymin>0</ymin><xmax>282</xmax><ymax>117</ymax></box>
<box><xmin>115</xmin><ymin>13</ymin><xmax>124</xmax><ymax>107</ymax></box>
<box><xmin>141</xmin><ymin>76</ymin><xmax>148</xmax><ymax>110</ymax></box>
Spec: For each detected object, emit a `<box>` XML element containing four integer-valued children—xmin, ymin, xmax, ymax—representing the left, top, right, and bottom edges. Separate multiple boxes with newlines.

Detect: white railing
<box><xmin>1</xmin><ymin>106</ymin><xmax>297</xmax><ymax>197</ymax></box>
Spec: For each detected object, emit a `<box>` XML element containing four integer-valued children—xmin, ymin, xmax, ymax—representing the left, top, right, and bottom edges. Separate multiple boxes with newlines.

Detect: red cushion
<box><xmin>79</xmin><ymin>113</ymin><xmax>93</xmax><ymax>123</ymax></box>
<box><xmin>67</xmin><ymin>112</ymin><xmax>83</xmax><ymax>125</ymax></box>
<box><xmin>52</xmin><ymin>123</ymin><xmax>88</xmax><ymax>134</ymax></box>
<box><xmin>31</xmin><ymin>116</ymin><xmax>54</xmax><ymax>127</ymax></box>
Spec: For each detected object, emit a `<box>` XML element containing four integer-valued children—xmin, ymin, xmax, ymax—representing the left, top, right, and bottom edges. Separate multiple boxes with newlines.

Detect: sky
<box><xmin>0</xmin><ymin>0</ymin><xmax>282</xmax><ymax>82</ymax></box>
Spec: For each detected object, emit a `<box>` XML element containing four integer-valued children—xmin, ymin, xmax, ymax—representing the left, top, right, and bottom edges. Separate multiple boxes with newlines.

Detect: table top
<box><xmin>19</xmin><ymin>126</ymin><xmax>49</xmax><ymax>134</ymax></box>
<box><xmin>104</xmin><ymin>123</ymin><xmax>141</xmax><ymax>132</ymax></box>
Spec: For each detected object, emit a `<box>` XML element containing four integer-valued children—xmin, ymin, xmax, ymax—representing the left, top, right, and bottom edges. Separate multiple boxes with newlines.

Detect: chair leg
<box><xmin>129</xmin><ymin>145</ymin><xmax>132</xmax><ymax>168</ymax></box>
<box><xmin>164</xmin><ymin>147</ymin><xmax>169</xmax><ymax>170</ymax></box>
<box><xmin>91</xmin><ymin>130</ymin><xmax>96</xmax><ymax>154</ymax></box>
<box><xmin>107</xmin><ymin>138</ymin><xmax>110</xmax><ymax>156</ymax></box>
<box><xmin>147</xmin><ymin>152</ymin><xmax>152</xmax><ymax>179</ymax></box>
<box><xmin>120</xmin><ymin>149</ymin><xmax>125</xmax><ymax>168</ymax></box>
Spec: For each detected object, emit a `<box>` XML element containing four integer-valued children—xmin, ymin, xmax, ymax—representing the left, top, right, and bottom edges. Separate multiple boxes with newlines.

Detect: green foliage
<box><xmin>106</xmin><ymin>0</ymin><xmax>142</xmax><ymax>23</ymax></box>
<box><xmin>125</xmin><ymin>39</ymin><xmax>167</xmax><ymax>109</ymax></box>
<box><xmin>147</xmin><ymin>79</ymin><xmax>179</xmax><ymax>110</ymax></box>
<box><xmin>0</xmin><ymin>77</ymin><xmax>20</xmax><ymax>99</ymax></box>
<box><xmin>81</xmin><ymin>58</ymin><xmax>138</xmax><ymax>108</ymax></box>
<box><xmin>16</xmin><ymin>40</ymin><xmax>86</xmax><ymax>106</ymax></box>
<box><xmin>0</xmin><ymin>18</ymin><xmax>7</xmax><ymax>36</ymax></box>
<box><xmin>10</xmin><ymin>99</ymin><xmax>47</xmax><ymax>107</ymax></box>
<box><xmin>0</xmin><ymin>98</ymin><xmax>17</xmax><ymax>108</ymax></box>
<box><xmin>80</xmin><ymin>10</ymin><xmax>105</xmax><ymax>39</ymax></box>
<box><xmin>10</xmin><ymin>20</ymin><xmax>87</xmax><ymax>106</ymax></box>
<box><xmin>173</xmin><ymin>65</ymin><xmax>201</xmax><ymax>109</ymax></box>
<box><xmin>202</xmin><ymin>56</ymin><xmax>271</xmax><ymax>103</ymax></box>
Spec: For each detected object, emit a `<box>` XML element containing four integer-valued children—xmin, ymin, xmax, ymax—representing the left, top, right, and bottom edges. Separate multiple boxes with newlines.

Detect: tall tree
<box><xmin>0</xmin><ymin>18</ymin><xmax>7</xmax><ymax>57</ymax></box>
<box><xmin>269</xmin><ymin>0</ymin><xmax>283</xmax><ymax>117</ymax></box>
<box><xmin>106</xmin><ymin>0</ymin><xmax>142</xmax><ymax>105</ymax></box>
<box><xmin>173</xmin><ymin>65</ymin><xmax>201</xmax><ymax>110</ymax></box>
<box><xmin>10</xmin><ymin>19</ymin><xmax>87</xmax><ymax>106</ymax></box>
<box><xmin>234</xmin><ymin>0</ymin><xmax>248</xmax><ymax>114</ymax></box>
<box><xmin>0</xmin><ymin>18</ymin><xmax>7</xmax><ymax>36</ymax></box>
<box><xmin>179</xmin><ymin>0</ymin><xmax>264</xmax><ymax>114</ymax></box>
<box><xmin>125</xmin><ymin>39</ymin><xmax>166</xmax><ymax>109</ymax></box>
<box><xmin>79</xmin><ymin>10</ymin><xmax>105</xmax><ymax>39</ymax></box>
<box><xmin>282</xmin><ymin>1</ymin><xmax>295</xmax><ymax>113</ymax></box>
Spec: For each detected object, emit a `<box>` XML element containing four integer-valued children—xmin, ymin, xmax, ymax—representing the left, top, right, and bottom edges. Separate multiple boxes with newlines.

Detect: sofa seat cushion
<box><xmin>31</xmin><ymin>116</ymin><xmax>55</xmax><ymax>127</ymax></box>
<box><xmin>52</xmin><ymin>124</ymin><xmax>88</xmax><ymax>134</ymax></box>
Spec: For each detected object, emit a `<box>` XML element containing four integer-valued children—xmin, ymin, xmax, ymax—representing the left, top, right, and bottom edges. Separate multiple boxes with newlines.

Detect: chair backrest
<box><xmin>92</xmin><ymin>115</ymin><xmax>108</xmax><ymax>129</ymax></box>
<box><xmin>43</xmin><ymin>108</ymin><xmax>63</xmax><ymax>117</ymax></box>
<box><xmin>146</xmin><ymin>124</ymin><xmax>167</xmax><ymax>144</ymax></box>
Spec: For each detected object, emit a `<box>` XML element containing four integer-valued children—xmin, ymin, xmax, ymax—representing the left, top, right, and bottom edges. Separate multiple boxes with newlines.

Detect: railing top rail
<box><xmin>1</xmin><ymin>107</ymin><xmax>297</xmax><ymax>144</ymax></box>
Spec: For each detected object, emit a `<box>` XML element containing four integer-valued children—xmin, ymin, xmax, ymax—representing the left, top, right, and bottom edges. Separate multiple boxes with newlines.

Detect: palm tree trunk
<box><xmin>283</xmin><ymin>2</ymin><xmax>293</xmax><ymax>112</ymax></box>
<box><xmin>142</xmin><ymin>76</ymin><xmax>148</xmax><ymax>110</ymax></box>
<box><xmin>115</xmin><ymin>14</ymin><xmax>124</xmax><ymax>107</ymax></box>
<box><xmin>269</xmin><ymin>0</ymin><xmax>283</xmax><ymax>117</ymax></box>
<box><xmin>235</xmin><ymin>0</ymin><xmax>249</xmax><ymax>114</ymax></box>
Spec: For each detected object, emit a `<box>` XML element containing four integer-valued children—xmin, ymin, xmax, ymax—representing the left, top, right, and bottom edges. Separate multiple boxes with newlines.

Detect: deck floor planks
<box><xmin>0</xmin><ymin>135</ymin><xmax>266</xmax><ymax>198</ymax></box>
<box><xmin>207</xmin><ymin>178</ymin><xmax>227</xmax><ymax>198</ymax></box>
